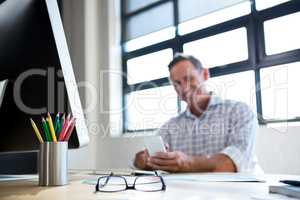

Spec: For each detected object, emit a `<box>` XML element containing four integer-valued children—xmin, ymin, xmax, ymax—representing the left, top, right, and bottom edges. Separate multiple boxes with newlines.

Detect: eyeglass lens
<box><xmin>135</xmin><ymin>176</ymin><xmax>164</xmax><ymax>191</ymax></box>
<box><xmin>97</xmin><ymin>175</ymin><xmax>164</xmax><ymax>192</ymax></box>
<box><xmin>98</xmin><ymin>176</ymin><xmax>127</xmax><ymax>192</ymax></box>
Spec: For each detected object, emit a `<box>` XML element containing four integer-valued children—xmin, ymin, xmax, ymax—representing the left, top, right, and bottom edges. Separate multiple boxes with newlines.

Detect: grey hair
<box><xmin>168</xmin><ymin>53</ymin><xmax>203</xmax><ymax>71</ymax></box>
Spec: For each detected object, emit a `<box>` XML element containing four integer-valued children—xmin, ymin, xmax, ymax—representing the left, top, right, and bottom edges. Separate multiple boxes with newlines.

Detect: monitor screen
<box><xmin>0</xmin><ymin>0</ymin><xmax>89</xmax><ymax>174</ymax></box>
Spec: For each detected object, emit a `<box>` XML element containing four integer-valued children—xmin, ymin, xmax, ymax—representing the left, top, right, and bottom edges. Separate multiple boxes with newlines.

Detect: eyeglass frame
<box><xmin>95</xmin><ymin>171</ymin><xmax>166</xmax><ymax>193</ymax></box>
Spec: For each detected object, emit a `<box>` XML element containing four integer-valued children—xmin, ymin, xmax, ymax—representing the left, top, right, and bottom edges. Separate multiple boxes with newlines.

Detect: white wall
<box><xmin>63</xmin><ymin>0</ymin><xmax>300</xmax><ymax>175</ymax></box>
<box><xmin>256</xmin><ymin>125</ymin><xmax>300</xmax><ymax>175</ymax></box>
<box><xmin>63</xmin><ymin>0</ymin><xmax>122</xmax><ymax>171</ymax></box>
<box><xmin>62</xmin><ymin>0</ymin><xmax>92</xmax><ymax>170</ymax></box>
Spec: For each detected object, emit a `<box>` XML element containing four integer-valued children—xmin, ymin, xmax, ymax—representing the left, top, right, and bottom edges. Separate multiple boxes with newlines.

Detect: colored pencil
<box><xmin>54</xmin><ymin>112</ymin><xmax>60</xmax><ymax>133</ymax></box>
<box><xmin>63</xmin><ymin>118</ymin><xmax>76</xmax><ymax>141</ymax></box>
<box><xmin>67</xmin><ymin>113</ymin><xmax>71</xmax><ymax>118</ymax></box>
<box><xmin>57</xmin><ymin>113</ymin><xmax>65</xmax><ymax>136</ymax></box>
<box><xmin>58</xmin><ymin>115</ymin><xmax>69</xmax><ymax>141</ymax></box>
<box><xmin>42</xmin><ymin>117</ymin><xmax>51</xmax><ymax>142</ymax></box>
<box><xmin>47</xmin><ymin>112</ymin><xmax>57</xmax><ymax>142</ymax></box>
<box><xmin>30</xmin><ymin>118</ymin><xmax>44</xmax><ymax>143</ymax></box>
<box><xmin>47</xmin><ymin>113</ymin><xmax>57</xmax><ymax>143</ymax></box>
<box><xmin>66</xmin><ymin>113</ymin><xmax>71</xmax><ymax>124</ymax></box>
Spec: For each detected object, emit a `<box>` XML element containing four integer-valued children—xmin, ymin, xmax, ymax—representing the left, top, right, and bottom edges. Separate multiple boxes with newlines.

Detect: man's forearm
<box><xmin>188</xmin><ymin>153</ymin><xmax>237</xmax><ymax>172</ymax></box>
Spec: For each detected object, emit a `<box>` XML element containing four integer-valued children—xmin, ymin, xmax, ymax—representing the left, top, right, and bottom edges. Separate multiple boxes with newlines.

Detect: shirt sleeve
<box><xmin>220</xmin><ymin>103</ymin><xmax>258</xmax><ymax>173</ymax></box>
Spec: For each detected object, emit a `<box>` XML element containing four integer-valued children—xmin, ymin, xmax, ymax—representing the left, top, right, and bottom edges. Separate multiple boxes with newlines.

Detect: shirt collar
<box><xmin>185</xmin><ymin>94</ymin><xmax>222</xmax><ymax>119</ymax></box>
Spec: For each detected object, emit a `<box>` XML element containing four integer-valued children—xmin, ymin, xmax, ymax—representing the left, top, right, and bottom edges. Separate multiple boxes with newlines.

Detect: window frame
<box><xmin>121</xmin><ymin>0</ymin><xmax>300</xmax><ymax>133</ymax></box>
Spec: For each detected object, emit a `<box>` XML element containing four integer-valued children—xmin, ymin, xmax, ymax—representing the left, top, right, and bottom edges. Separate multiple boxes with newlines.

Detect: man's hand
<box><xmin>134</xmin><ymin>149</ymin><xmax>152</xmax><ymax>170</ymax></box>
<box><xmin>147</xmin><ymin>151</ymin><xmax>194</xmax><ymax>173</ymax></box>
<box><xmin>134</xmin><ymin>143</ymin><xmax>170</xmax><ymax>170</ymax></box>
<box><xmin>147</xmin><ymin>151</ymin><xmax>237</xmax><ymax>173</ymax></box>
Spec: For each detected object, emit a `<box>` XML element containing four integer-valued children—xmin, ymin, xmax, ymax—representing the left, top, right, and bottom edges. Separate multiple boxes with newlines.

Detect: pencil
<box><xmin>58</xmin><ymin>113</ymin><xmax>71</xmax><ymax>141</ymax></box>
<box><xmin>66</xmin><ymin>113</ymin><xmax>71</xmax><ymax>121</ymax></box>
<box><xmin>57</xmin><ymin>113</ymin><xmax>65</xmax><ymax>136</ymax></box>
<box><xmin>58</xmin><ymin>115</ymin><xmax>69</xmax><ymax>141</ymax></box>
<box><xmin>54</xmin><ymin>112</ymin><xmax>60</xmax><ymax>133</ymax></box>
<box><xmin>63</xmin><ymin>118</ymin><xmax>76</xmax><ymax>141</ymax></box>
<box><xmin>42</xmin><ymin>117</ymin><xmax>51</xmax><ymax>142</ymax></box>
<box><xmin>47</xmin><ymin>112</ymin><xmax>57</xmax><ymax>142</ymax></box>
<box><xmin>30</xmin><ymin>118</ymin><xmax>44</xmax><ymax>143</ymax></box>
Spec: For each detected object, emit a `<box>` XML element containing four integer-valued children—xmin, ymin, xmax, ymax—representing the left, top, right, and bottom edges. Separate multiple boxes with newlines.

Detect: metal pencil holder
<box><xmin>38</xmin><ymin>142</ymin><xmax>68</xmax><ymax>186</ymax></box>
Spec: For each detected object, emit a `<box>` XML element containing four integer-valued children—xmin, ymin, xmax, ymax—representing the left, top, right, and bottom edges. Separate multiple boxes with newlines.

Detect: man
<box><xmin>134</xmin><ymin>54</ymin><xmax>259</xmax><ymax>173</ymax></box>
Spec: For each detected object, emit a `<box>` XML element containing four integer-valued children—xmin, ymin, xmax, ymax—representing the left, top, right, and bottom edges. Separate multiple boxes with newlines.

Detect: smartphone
<box><xmin>144</xmin><ymin>136</ymin><xmax>166</xmax><ymax>156</ymax></box>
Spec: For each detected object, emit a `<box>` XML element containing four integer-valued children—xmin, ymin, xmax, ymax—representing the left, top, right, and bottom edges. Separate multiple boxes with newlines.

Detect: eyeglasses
<box><xmin>95</xmin><ymin>171</ymin><xmax>166</xmax><ymax>192</ymax></box>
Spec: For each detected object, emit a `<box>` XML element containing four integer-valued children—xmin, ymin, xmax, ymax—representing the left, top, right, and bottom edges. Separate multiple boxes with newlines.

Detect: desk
<box><xmin>0</xmin><ymin>172</ymin><xmax>299</xmax><ymax>200</ymax></box>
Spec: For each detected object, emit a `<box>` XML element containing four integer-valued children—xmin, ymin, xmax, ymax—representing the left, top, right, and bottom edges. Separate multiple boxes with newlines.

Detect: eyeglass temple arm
<box><xmin>154</xmin><ymin>171</ymin><xmax>167</xmax><ymax>191</ymax></box>
<box><xmin>96</xmin><ymin>172</ymin><xmax>114</xmax><ymax>190</ymax></box>
<box><xmin>160</xmin><ymin>176</ymin><xmax>166</xmax><ymax>190</ymax></box>
<box><xmin>158</xmin><ymin>173</ymin><xmax>167</xmax><ymax>190</ymax></box>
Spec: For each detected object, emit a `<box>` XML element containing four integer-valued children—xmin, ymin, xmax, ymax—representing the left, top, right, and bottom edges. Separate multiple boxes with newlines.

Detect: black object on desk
<box><xmin>280</xmin><ymin>180</ymin><xmax>300</xmax><ymax>187</ymax></box>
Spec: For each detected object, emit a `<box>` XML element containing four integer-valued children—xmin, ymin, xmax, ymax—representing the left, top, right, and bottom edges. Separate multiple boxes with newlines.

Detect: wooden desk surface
<box><xmin>0</xmin><ymin>172</ymin><xmax>299</xmax><ymax>200</ymax></box>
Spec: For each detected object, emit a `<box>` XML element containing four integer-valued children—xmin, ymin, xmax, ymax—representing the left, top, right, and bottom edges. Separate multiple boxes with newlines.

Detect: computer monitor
<box><xmin>0</xmin><ymin>0</ymin><xmax>89</xmax><ymax>174</ymax></box>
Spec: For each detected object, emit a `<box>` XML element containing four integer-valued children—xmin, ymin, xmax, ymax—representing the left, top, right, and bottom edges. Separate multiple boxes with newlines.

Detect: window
<box><xmin>121</xmin><ymin>0</ymin><xmax>300</xmax><ymax>132</ymax></box>
<box><xmin>127</xmin><ymin>49</ymin><xmax>173</xmax><ymax>84</ymax></box>
<box><xmin>125</xmin><ymin>86</ymin><xmax>178</xmax><ymax>130</ymax></box>
<box><xmin>124</xmin><ymin>27</ymin><xmax>175</xmax><ymax>52</ymax></box>
<box><xmin>177</xmin><ymin>0</ymin><xmax>249</xmax><ymax>23</ymax></box>
<box><xmin>255</xmin><ymin>0</ymin><xmax>291</xmax><ymax>11</ymax></box>
<box><xmin>207</xmin><ymin>71</ymin><xmax>256</xmax><ymax>112</ymax></box>
<box><xmin>178</xmin><ymin>1</ymin><xmax>251</xmax><ymax>35</ymax></box>
<box><xmin>264</xmin><ymin>11</ymin><xmax>300</xmax><ymax>55</ymax></box>
<box><xmin>125</xmin><ymin>0</ymin><xmax>161</xmax><ymax>13</ymax></box>
<box><xmin>260</xmin><ymin>62</ymin><xmax>300</xmax><ymax>121</ymax></box>
<box><xmin>183</xmin><ymin>28</ymin><xmax>248</xmax><ymax>68</ymax></box>
<box><xmin>124</xmin><ymin>1</ymin><xmax>174</xmax><ymax>41</ymax></box>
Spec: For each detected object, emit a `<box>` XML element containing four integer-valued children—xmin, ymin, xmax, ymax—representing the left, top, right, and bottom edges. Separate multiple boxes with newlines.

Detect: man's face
<box><xmin>170</xmin><ymin>60</ymin><xmax>207</xmax><ymax>103</ymax></box>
